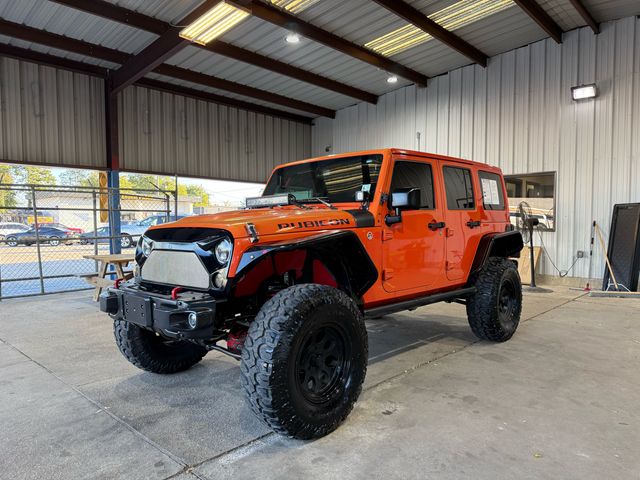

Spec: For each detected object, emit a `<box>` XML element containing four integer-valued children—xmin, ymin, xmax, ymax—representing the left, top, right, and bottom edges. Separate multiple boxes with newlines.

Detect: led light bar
<box><xmin>365</xmin><ymin>0</ymin><xmax>514</xmax><ymax>57</ymax></box>
<box><xmin>571</xmin><ymin>84</ymin><xmax>598</xmax><ymax>101</ymax></box>
<box><xmin>179</xmin><ymin>1</ymin><xmax>250</xmax><ymax>45</ymax></box>
<box><xmin>246</xmin><ymin>194</ymin><xmax>295</xmax><ymax>208</ymax></box>
<box><xmin>270</xmin><ymin>0</ymin><xmax>321</xmax><ymax>13</ymax></box>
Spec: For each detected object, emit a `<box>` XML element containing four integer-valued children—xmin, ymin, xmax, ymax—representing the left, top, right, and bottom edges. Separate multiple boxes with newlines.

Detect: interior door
<box><xmin>382</xmin><ymin>158</ymin><xmax>447</xmax><ymax>293</ymax></box>
<box><xmin>441</xmin><ymin>164</ymin><xmax>478</xmax><ymax>281</ymax></box>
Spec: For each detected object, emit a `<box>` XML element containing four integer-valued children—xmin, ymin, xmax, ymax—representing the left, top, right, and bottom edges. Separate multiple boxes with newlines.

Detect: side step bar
<box><xmin>364</xmin><ymin>287</ymin><xmax>476</xmax><ymax>319</ymax></box>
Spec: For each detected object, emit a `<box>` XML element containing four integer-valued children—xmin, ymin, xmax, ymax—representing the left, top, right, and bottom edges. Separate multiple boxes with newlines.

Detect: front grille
<box><xmin>141</xmin><ymin>250</ymin><xmax>210</xmax><ymax>289</ymax></box>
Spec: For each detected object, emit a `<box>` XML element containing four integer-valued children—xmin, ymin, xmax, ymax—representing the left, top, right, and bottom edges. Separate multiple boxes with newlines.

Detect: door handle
<box><xmin>428</xmin><ymin>221</ymin><xmax>446</xmax><ymax>231</ymax></box>
<box><xmin>466</xmin><ymin>220</ymin><xmax>481</xmax><ymax>228</ymax></box>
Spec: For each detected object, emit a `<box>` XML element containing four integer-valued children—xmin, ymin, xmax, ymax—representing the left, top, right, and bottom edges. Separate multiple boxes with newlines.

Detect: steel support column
<box><xmin>105</xmin><ymin>81</ymin><xmax>122</xmax><ymax>255</ymax></box>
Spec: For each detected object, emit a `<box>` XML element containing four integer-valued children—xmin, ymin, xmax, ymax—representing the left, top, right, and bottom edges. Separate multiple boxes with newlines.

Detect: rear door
<box><xmin>382</xmin><ymin>157</ymin><xmax>447</xmax><ymax>292</ymax></box>
<box><xmin>441</xmin><ymin>164</ymin><xmax>478</xmax><ymax>281</ymax></box>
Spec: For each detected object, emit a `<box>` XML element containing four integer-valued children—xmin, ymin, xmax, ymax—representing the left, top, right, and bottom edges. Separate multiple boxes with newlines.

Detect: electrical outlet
<box><xmin>576</xmin><ymin>250</ymin><xmax>585</xmax><ymax>258</ymax></box>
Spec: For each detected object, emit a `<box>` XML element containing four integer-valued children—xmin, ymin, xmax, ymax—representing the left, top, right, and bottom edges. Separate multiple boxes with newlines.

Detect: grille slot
<box><xmin>141</xmin><ymin>250</ymin><xmax>210</xmax><ymax>289</ymax></box>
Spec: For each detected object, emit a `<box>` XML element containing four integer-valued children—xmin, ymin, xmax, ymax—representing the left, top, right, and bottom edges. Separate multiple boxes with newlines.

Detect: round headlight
<box><xmin>141</xmin><ymin>236</ymin><xmax>153</xmax><ymax>257</ymax></box>
<box><xmin>214</xmin><ymin>238</ymin><xmax>232</xmax><ymax>265</ymax></box>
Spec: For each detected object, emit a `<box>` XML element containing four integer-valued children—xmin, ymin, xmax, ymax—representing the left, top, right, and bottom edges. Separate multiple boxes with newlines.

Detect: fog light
<box><xmin>188</xmin><ymin>312</ymin><xmax>198</xmax><ymax>329</ymax></box>
<box><xmin>212</xmin><ymin>272</ymin><xmax>227</xmax><ymax>289</ymax></box>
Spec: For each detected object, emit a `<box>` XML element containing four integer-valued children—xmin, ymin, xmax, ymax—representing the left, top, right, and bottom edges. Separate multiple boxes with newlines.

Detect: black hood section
<box><xmin>144</xmin><ymin>228</ymin><xmax>227</xmax><ymax>243</ymax></box>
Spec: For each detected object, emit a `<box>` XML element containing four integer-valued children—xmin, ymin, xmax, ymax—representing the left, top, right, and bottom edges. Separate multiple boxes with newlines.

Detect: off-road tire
<box><xmin>466</xmin><ymin>257</ymin><xmax>522</xmax><ymax>342</ymax></box>
<box><xmin>241</xmin><ymin>284</ymin><xmax>368</xmax><ymax>439</ymax></box>
<box><xmin>113</xmin><ymin>320</ymin><xmax>207</xmax><ymax>373</ymax></box>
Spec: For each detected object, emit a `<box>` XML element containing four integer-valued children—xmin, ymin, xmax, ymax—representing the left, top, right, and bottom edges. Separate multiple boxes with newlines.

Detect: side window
<box><xmin>443</xmin><ymin>166</ymin><xmax>475</xmax><ymax>210</ymax></box>
<box><xmin>478</xmin><ymin>171</ymin><xmax>505</xmax><ymax>210</ymax></box>
<box><xmin>390</xmin><ymin>161</ymin><xmax>435</xmax><ymax>209</ymax></box>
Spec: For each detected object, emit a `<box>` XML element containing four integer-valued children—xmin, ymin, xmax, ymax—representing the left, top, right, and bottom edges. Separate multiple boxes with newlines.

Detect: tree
<box><xmin>0</xmin><ymin>165</ymin><xmax>17</xmax><ymax>208</ymax></box>
<box><xmin>185</xmin><ymin>184</ymin><xmax>209</xmax><ymax>207</ymax></box>
<box><xmin>11</xmin><ymin>165</ymin><xmax>57</xmax><ymax>185</ymax></box>
<box><xmin>59</xmin><ymin>169</ymin><xmax>100</xmax><ymax>187</ymax></box>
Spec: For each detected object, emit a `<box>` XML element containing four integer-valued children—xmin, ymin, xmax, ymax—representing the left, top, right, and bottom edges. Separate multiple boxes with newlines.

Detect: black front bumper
<box><xmin>100</xmin><ymin>286</ymin><xmax>217</xmax><ymax>340</ymax></box>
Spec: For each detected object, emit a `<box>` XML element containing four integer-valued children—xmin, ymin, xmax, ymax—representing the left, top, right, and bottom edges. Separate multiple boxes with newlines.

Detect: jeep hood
<box><xmin>148</xmin><ymin>207</ymin><xmax>371</xmax><ymax>239</ymax></box>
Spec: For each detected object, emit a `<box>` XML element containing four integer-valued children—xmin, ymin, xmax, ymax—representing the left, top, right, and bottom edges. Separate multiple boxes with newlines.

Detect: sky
<box><xmin>36</xmin><ymin>166</ymin><xmax>267</xmax><ymax>207</ymax></box>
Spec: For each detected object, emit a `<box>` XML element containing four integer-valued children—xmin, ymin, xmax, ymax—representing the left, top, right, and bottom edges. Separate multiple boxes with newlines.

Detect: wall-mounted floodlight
<box><xmin>571</xmin><ymin>84</ymin><xmax>598</xmax><ymax>101</ymax></box>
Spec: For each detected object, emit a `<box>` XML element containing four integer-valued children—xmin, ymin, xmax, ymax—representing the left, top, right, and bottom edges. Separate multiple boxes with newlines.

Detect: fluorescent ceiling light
<box><xmin>365</xmin><ymin>0</ymin><xmax>514</xmax><ymax>57</ymax></box>
<box><xmin>270</xmin><ymin>0</ymin><xmax>321</xmax><ymax>14</ymax></box>
<box><xmin>571</xmin><ymin>84</ymin><xmax>598</xmax><ymax>101</ymax></box>
<box><xmin>179</xmin><ymin>1</ymin><xmax>250</xmax><ymax>45</ymax></box>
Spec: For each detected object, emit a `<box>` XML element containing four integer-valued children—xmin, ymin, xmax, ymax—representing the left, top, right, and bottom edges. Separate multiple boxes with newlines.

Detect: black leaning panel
<box><xmin>602</xmin><ymin>203</ymin><xmax>640</xmax><ymax>291</ymax></box>
<box><xmin>345</xmin><ymin>209</ymin><xmax>375</xmax><ymax>228</ymax></box>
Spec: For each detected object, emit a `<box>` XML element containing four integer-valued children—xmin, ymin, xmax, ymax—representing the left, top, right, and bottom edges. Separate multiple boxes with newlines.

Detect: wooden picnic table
<box><xmin>82</xmin><ymin>253</ymin><xmax>135</xmax><ymax>301</ymax></box>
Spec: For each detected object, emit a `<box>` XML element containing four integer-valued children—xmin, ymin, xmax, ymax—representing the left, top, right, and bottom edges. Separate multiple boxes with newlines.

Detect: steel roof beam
<box><xmin>136</xmin><ymin>78</ymin><xmax>313</xmax><ymax>123</ymax></box>
<box><xmin>0</xmin><ymin>19</ymin><xmax>128</xmax><ymax>64</ymax></box>
<box><xmin>108</xmin><ymin>33</ymin><xmax>189</xmax><ymax>94</ymax></box>
<box><xmin>0</xmin><ymin>43</ymin><xmax>312</xmax><ymax>123</ymax></box>
<box><xmin>153</xmin><ymin>64</ymin><xmax>334</xmax><ymax>118</ymax></box>
<box><xmin>0</xmin><ymin>43</ymin><xmax>108</xmax><ymax>77</ymax></box>
<box><xmin>241</xmin><ymin>0</ymin><xmax>430</xmax><ymax>86</ymax></box>
<box><xmin>49</xmin><ymin>0</ymin><xmax>168</xmax><ymax>35</ymax></box>
<box><xmin>49</xmin><ymin>0</ymin><xmax>378</xmax><ymax>104</ymax></box>
<box><xmin>0</xmin><ymin>19</ymin><xmax>333</xmax><ymax>117</ymax></box>
<box><xmin>109</xmin><ymin>0</ymin><xmax>222</xmax><ymax>94</ymax></box>
<box><xmin>371</xmin><ymin>0</ymin><xmax>488</xmax><ymax>67</ymax></box>
<box><xmin>512</xmin><ymin>0</ymin><xmax>564</xmax><ymax>43</ymax></box>
<box><xmin>567</xmin><ymin>0</ymin><xmax>599</xmax><ymax>34</ymax></box>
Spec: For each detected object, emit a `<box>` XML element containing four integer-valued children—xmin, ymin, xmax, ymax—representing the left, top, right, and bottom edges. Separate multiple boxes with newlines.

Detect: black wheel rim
<box><xmin>498</xmin><ymin>277</ymin><xmax>517</xmax><ymax>326</ymax></box>
<box><xmin>295</xmin><ymin>324</ymin><xmax>351</xmax><ymax>405</ymax></box>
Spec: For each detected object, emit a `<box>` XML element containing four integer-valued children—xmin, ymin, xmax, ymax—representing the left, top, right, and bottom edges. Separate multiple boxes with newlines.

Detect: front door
<box><xmin>441</xmin><ymin>163</ymin><xmax>478</xmax><ymax>281</ymax></box>
<box><xmin>382</xmin><ymin>158</ymin><xmax>447</xmax><ymax>293</ymax></box>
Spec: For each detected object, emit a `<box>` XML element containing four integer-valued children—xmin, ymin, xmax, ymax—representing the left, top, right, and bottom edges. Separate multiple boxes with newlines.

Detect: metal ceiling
<box><xmin>0</xmin><ymin>0</ymin><xmax>638</xmax><ymax>120</ymax></box>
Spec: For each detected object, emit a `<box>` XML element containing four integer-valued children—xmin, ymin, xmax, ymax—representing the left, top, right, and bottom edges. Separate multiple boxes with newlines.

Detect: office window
<box><xmin>504</xmin><ymin>172</ymin><xmax>556</xmax><ymax>231</ymax></box>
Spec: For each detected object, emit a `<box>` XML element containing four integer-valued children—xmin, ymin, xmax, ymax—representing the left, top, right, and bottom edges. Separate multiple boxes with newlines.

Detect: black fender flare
<box><xmin>470</xmin><ymin>231</ymin><xmax>524</xmax><ymax>277</ymax></box>
<box><xmin>232</xmin><ymin>230</ymin><xmax>378</xmax><ymax>299</ymax></box>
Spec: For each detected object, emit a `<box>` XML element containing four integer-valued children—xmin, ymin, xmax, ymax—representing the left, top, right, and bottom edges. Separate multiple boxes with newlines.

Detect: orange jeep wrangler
<box><xmin>100</xmin><ymin>148</ymin><xmax>523</xmax><ymax>439</ymax></box>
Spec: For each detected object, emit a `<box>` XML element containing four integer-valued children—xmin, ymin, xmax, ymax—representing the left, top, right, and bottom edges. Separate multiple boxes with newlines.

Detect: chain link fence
<box><xmin>0</xmin><ymin>184</ymin><xmax>176</xmax><ymax>299</ymax></box>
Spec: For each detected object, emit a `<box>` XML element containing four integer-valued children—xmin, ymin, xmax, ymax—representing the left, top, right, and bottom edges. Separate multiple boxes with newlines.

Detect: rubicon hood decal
<box><xmin>277</xmin><ymin>218</ymin><xmax>350</xmax><ymax>230</ymax></box>
<box><xmin>149</xmin><ymin>206</ymin><xmax>374</xmax><ymax>239</ymax></box>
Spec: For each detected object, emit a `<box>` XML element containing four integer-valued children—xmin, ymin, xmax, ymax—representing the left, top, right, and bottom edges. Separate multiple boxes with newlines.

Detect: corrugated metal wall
<box><xmin>312</xmin><ymin>16</ymin><xmax>640</xmax><ymax>281</ymax></box>
<box><xmin>118</xmin><ymin>85</ymin><xmax>312</xmax><ymax>184</ymax></box>
<box><xmin>0</xmin><ymin>57</ymin><xmax>311</xmax><ymax>184</ymax></box>
<box><xmin>0</xmin><ymin>56</ymin><xmax>105</xmax><ymax>169</ymax></box>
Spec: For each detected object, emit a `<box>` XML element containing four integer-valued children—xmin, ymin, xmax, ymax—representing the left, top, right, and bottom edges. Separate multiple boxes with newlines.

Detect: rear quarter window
<box><xmin>478</xmin><ymin>171</ymin><xmax>505</xmax><ymax>210</ymax></box>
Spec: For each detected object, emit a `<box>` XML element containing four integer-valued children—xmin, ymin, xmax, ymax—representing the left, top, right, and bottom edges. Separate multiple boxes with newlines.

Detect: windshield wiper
<box><xmin>303</xmin><ymin>197</ymin><xmax>336</xmax><ymax>210</ymax></box>
<box><xmin>289</xmin><ymin>195</ymin><xmax>311</xmax><ymax>210</ymax></box>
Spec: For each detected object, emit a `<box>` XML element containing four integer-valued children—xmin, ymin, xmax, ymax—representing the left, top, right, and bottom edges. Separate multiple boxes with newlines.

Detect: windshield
<box><xmin>138</xmin><ymin>216</ymin><xmax>160</xmax><ymax>226</ymax></box>
<box><xmin>263</xmin><ymin>154</ymin><xmax>383</xmax><ymax>204</ymax></box>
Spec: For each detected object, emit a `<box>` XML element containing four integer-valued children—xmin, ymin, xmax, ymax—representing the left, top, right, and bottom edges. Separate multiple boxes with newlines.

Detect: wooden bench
<box><xmin>81</xmin><ymin>254</ymin><xmax>135</xmax><ymax>301</ymax></box>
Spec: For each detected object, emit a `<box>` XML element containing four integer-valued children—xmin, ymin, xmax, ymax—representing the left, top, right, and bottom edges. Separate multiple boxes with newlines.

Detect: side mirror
<box><xmin>386</xmin><ymin>188</ymin><xmax>421</xmax><ymax>225</ymax></box>
<box><xmin>390</xmin><ymin>188</ymin><xmax>421</xmax><ymax>210</ymax></box>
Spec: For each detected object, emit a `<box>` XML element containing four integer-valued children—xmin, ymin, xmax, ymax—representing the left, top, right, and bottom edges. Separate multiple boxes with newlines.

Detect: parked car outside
<box><xmin>6</xmin><ymin>226</ymin><xmax>74</xmax><ymax>246</ymax></box>
<box><xmin>80</xmin><ymin>215</ymin><xmax>186</xmax><ymax>248</ymax></box>
<box><xmin>35</xmin><ymin>222</ymin><xmax>84</xmax><ymax>234</ymax></box>
<box><xmin>0</xmin><ymin>222</ymin><xmax>30</xmax><ymax>241</ymax></box>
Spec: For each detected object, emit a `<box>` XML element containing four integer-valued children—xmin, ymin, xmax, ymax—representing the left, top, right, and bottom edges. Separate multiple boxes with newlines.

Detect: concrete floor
<box><xmin>1</xmin><ymin>288</ymin><xmax>638</xmax><ymax>480</ymax></box>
